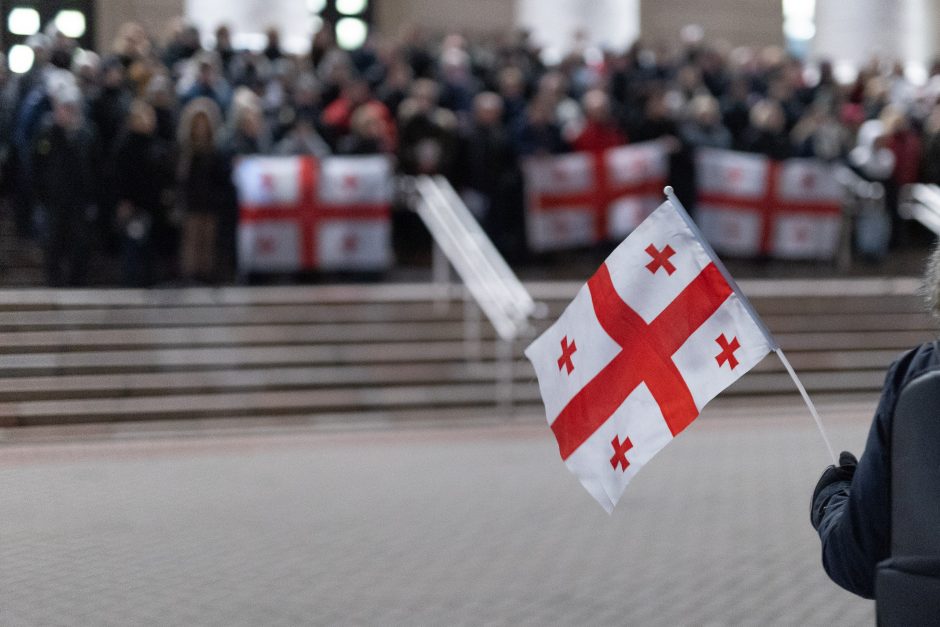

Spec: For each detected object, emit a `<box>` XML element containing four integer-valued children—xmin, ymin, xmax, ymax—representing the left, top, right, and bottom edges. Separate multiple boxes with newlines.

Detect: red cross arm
<box><xmin>550</xmin><ymin>262</ymin><xmax>733</xmax><ymax>460</ymax></box>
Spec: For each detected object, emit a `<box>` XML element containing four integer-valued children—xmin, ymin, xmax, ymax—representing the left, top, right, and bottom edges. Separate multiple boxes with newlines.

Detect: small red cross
<box><xmin>794</xmin><ymin>224</ymin><xmax>811</xmax><ymax>243</ymax></box>
<box><xmin>342</xmin><ymin>233</ymin><xmax>358</xmax><ymax>253</ymax></box>
<box><xmin>261</xmin><ymin>173</ymin><xmax>276</xmax><ymax>193</ymax></box>
<box><xmin>726</xmin><ymin>167</ymin><xmax>744</xmax><ymax>186</ymax></box>
<box><xmin>342</xmin><ymin>174</ymin><xmax>359</xmax><ymax>190</ymax></box>
<box><xmin>645</xmin><ymin>244</ymin><xmax>677</xmax><ymax>275</ymax></box>
<box><xmin>800</xmin><ymin>171</ymin><xmax>816</xmax><ymax>190</ymax></box>
<box><xmin>610</xmin><ymin>435</ymin><xmax>633</xmax><ymax>471</ymax></box>
<box><xmin>551</xmin><ymin>165</ymin><xmax>569</xmax><ymax>181</ymax></box>
<box><xmin>715</xmin><ymin>334</ymin><xmax>741</xmax><ymax>369</ymax></box>
<box><xmin>557</xmin><ymin>336</ymin><xmax>577</xmax><ymax>374</ymax></box>
<box><xmin>628</xmin><ymin>159</ymin><xmax>649</xmax><ymax>179</ymax></box>
<box><xmin>255</xmin><ymin>235</ymin><xmax>277</xmax><ymax>255</ymax></box>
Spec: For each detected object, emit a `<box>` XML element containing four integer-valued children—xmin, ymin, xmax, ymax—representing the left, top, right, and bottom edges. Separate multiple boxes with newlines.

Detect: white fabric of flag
<box><xmin>525</xmin><ymin>200</ymin><xmax>774</xmax><ymax>512</ymax></box>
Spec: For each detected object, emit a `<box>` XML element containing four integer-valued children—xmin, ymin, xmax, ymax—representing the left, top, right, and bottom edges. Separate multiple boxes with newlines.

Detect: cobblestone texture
<box><xmin>0</xmin><ymin>403</ymin><xmax>876</xmax><ymax>626</ymax></box>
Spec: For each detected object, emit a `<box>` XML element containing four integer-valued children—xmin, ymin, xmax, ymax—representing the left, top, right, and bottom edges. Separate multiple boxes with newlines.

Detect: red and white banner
<box><xmin>696</xmin><ymin>148</ymin><xmax>843</xmax><ymax>259</ymax></box>
<box><xmin>523</xmin><ymin>140</ymin><xmax>669</xmax><ymax>252</ymax></box>
<box><xmin>525</xmin><ymin>200</ymin><xmax>773</xmax><ymax>512</ymax></box>
<box><xmin>236</xmin><ymin>155</ymin><xmax>393</xmax><ymax>272</ymax></box>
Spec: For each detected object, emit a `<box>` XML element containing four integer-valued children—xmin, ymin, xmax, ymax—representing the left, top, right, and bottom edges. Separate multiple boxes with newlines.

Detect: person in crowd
<box><xmin>496</xmin><ymin>66</ymin><xmax>528</xmax><ymax>128</ymax></box>
<box><xmin>396</xmin><ymin>79</ymin><xmax>459</xmax><ymax>176</ymax></box>
<box><xmin>161</xmin><ymin>19</ymin><xmax>202</xmax><ymax>71</ymax></box>
<box><xmin>537</xmin><ymin>71</ymin><xmax>584</xmax><ymax>143</ymax></box>
<box><xmin>457</xmin><ymin>92</ymin><xmax>525</xmax><ymax>261</ymax></box>
<box><xmin>90</xmin><ymin>57</ymin><xmax>132</xmax><ymax>156</ymax></box>
<box><xmin>274</xmin><ymin>111</ymin><xmax>332</xmax><ymax>157</ymax></box>
<box><xmin>791</xmin><ymin>99</ymin><xmax>850</xmax><ymax>161</ymax></box>
<box><xmin>217</xmin><ymin>88</ymin><xmax>270</xmax><ymax>281</ymax></box>
<box><xmin>145</xmin><ymin>73</ymin><xmax>178</xmax><ymax>143</ymax></box>
<box><xmin>920</xmin><ymin>104</ymin><xmax>940</xmax><ymax>185</ymax></box>
<box><xmin>9</xmin><ymin>34</ymin><xmax>53</xmax><ymax>239</ymax></box>
<box><xmin>320</xmin><ymin>77</ymin><xmax>394</xmax><ymax>149</ymax></box>
<box><xmin>263</xmin><ymin>27</ymin><xmax>284</xmax><ymax>63</ymax></box>
<box><xmin>511</xmin><ymin>95</ymin><xmax>568</xmax><ymax>157</ymax></box>
<box><xmin>721</xmin><ymin>75</ymin><xmax>753</xmax><ymax>147</ymax></box>
<box><xmin>679</xmin><ymin>94</ymin><xmax>732</xmax><ymax>150</ymax></box>
<box><xmin>880</xmin><ymin>105</ymin><xmax>923</xmax><ymax>246</ymax></box>
<box><xmin>739</xmin><ymin>99</ymin><xmax>792</xmax><ymax>159</ymax></box>
<box><xmin>113</xmin><ymin>99</ymin><xmax>175</xmax><ymax>286</ymax></box>
<box><xmin>437</xmin><ymin>38</ymin><xmax>480</xmax><ymax>118</ymax></box>
<box><xmin>376</xmin><ymin>57</ymin><xmax>414</xmax><ymax>120</ymax></box>
<box><xmin>176</xmin><ymin>98</ymin><xmax>232</xmax><ymax>283</ymax></box>
<box><xmin>212</xmin><ymin>25</ymin><xmax>238</xmax><ymax>80</ymax></box>
<box><xmin>674</xmin><ymin>93</ymin><xmax>732</xmax><ymax>210</ymax></box>
<box><xmin>336</xmin><ymin>102</ymin><xmax>395</xmax><ymax>155</ymax></box>
<box><xmin>178</xmin><ymin>51</ymin><xmax>231</xmax><ymax>112</ymax></box>
<box><xmin>31</xmin><ymin>84</ymin><xmax>100</xmax><ymax>286</ymax></box>
<box><xmin>571</xmin><ymin>89</ymin><xmax>627</xmax><ymax>152</ymax></box>
<box><xmin>222</xmin><ymin>88</ymin><xmax>271</xmax><ymax>156</ymax></box>
<box><xmin>629</xmin><ymin>87</ymin><xmax>678</xmax><ymax>143</ymax></box>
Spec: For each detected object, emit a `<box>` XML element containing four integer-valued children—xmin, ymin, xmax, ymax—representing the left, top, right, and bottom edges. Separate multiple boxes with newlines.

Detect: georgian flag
<box><xmin>525</xmin><ymin>199</ymin><xmax>775</xmax><ymax>512</ymax></box>
<box><xmin>695</xmin><ymin>148</ymin><xmax>843</xmax><ymax>259</ymax></box>
<box><xmin>523</xmin><ymin>140</ymin><xmax>669</xmax><ymax>252</ymax></box>
<box><xmin>236</xmin><ymin>155</ymin><xmax>393</xmax><ymax>272</ymax></box>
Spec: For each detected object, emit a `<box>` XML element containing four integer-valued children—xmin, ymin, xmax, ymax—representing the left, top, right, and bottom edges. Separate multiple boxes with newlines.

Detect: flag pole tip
<box><xmin>663</xmin><ymin>185</ymin><xmax>674</xmax><ymax>197</ymax></box>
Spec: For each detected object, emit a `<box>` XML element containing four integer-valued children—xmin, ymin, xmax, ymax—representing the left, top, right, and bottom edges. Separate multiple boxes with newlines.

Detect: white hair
<box><xmin>924</xmin><ymin>242</ymin><xmax>940</xmax><ymax>322</ymax></box>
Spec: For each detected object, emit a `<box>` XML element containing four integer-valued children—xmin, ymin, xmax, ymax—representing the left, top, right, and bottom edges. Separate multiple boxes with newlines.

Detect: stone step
<box><xmin>0</xmin><ymin>367</ymin><xmax>895</xmax><ymax>427</ymax></box>
<box><xmin>0</xmin><ymin>360</ymin><xmax>894</xmax><ymax>404</ymax></box>
<box><xmin>0</xmin><ymin>324</ymin><xmax>929</xmax><ymax>354</ymax></box>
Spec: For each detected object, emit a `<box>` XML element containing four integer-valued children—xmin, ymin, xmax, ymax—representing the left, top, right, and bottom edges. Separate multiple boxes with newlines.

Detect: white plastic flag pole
<box><xmin>663</xmin><ymin>186</ymin><xmax>838</xmax><ymax>466</ymax></box>
<box><xmin>775</xmin><ymin>348</ymin><xmax>838</xmax><ymax>465</ymax></box>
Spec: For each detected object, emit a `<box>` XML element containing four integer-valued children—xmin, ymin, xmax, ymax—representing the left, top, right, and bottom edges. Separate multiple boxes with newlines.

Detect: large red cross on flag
<box><xmin>525</xmin><ymin>198</ymin><xmax>775</xmax><ymax>512</ymax></box>
<box><xmin>695</xmin><ymin>148</ymin><xmax>843</xmax><ymax>259</ymax></box>
<box><xmin>236</xmin><ymin>155</ymin><xmax>394</xmax><ymax>272</ymax></box>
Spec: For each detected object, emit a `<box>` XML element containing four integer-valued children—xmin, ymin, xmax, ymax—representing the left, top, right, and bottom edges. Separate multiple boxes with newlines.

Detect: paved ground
<box><xmin>0</xmin><ymin>398</ymin><xmax>879</xmax><ymax>626</ymax></box>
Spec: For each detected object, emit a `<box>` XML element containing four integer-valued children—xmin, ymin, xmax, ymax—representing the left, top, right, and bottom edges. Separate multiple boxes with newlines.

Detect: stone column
<box><xmin>812</xmin><ymin>0</ymin><xmax>939</xmax><ymax>74</ymax></box>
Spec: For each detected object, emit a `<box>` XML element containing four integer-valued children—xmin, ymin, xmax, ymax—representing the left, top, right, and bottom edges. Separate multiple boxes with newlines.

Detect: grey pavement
<box><xmin>0</xmin><ymin>399</ymin><xmax>878</xmax><ymax>626</ymax></box>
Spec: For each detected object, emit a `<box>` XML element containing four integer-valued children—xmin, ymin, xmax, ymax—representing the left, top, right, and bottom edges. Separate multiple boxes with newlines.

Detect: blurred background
<box><xmin>2</xmin><ymin>0</ymin><xmax>940</xmax><ymax>624</ymax></box>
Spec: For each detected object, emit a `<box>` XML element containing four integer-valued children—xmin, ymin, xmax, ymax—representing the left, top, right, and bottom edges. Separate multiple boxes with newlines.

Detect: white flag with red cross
<box><xmin>525</xmin><ymin>197</ymin><xmax>776</xmax><ymax>512</ymax></box>
<box><xmin>695</xmin><ymin>148</ymin><xmax>843</xmax><ymax>259</ymax></box>
<box><xmin>236</xmin><ymin>155</ymin><xmax>393</xmax><ymax>272</ymax></box>
<box><xmin>523</xmin><ymin>140</ymin><xmax>669</xmax><ymax>252</ymax></box>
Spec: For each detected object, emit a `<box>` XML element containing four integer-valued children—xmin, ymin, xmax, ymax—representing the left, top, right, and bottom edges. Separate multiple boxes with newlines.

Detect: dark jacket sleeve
<box><xmin>815</xmin><ymin>343</ymin><xmax>939</xmax><ymax>598</ymax></box>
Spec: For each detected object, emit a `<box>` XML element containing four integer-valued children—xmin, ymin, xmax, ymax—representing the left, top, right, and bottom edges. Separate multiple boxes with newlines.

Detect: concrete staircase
<box><xmin>0</xmin><ymin>277</ymin><xmax>933</xmax><ymax>427</ymax></box>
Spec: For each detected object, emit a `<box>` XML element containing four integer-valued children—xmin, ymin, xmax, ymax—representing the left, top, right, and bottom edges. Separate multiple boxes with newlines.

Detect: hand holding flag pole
<box><xmin>526</xmin><ymin>185</ymin><xmax>837</xmax><ymax>512</ymax></box>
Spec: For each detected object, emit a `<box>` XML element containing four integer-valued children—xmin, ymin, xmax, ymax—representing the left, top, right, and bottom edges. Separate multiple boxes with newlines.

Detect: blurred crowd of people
<box><xmin>2</xmin><ymin>19</ymin><xmax>940</xmax><ymax>286</ymax></box>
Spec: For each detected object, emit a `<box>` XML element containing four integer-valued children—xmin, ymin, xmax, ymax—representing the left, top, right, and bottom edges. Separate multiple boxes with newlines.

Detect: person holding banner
<box><xmin>810</xmin><ymin>245</ymin><xmax>940</xmax><ymax>600</ymax></box>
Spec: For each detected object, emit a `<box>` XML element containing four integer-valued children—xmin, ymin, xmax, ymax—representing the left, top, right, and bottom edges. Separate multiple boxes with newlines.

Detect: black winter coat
<box><xmin>815</xmin><ymin>341</ymin><xmax>940</xmax><ymax>598</ymax></box>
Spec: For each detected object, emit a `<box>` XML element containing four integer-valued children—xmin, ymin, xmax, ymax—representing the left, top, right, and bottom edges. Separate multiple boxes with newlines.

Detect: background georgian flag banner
<box><xmin>525</xmin><ymin>198</ymin><xmax>776</xmax><ymax>512</ymax></box>
<box><xmin>235</xmin><ymin>155</ymin><xmax>394</xmax><ymax>273</ymax></box>
<box><xmin>523</xmin><ymin>140</ymin><xmax>669</xmax><ymax>252</ymax></box>
<box><xmin>695</xmin><ymin>148</ymin><xmax>844</xmax><ymax>260</ymax></box>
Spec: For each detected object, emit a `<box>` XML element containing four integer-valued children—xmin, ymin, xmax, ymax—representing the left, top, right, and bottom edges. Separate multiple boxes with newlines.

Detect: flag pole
<box><xmin>663</xmin><ymin>186</ymin><xmax>838</xmax><ymax>465</ymax></box>
<box><xmin>775</xmin><ymin>348</ymin><xmax>838</xmax><ymax>464</ymax></box>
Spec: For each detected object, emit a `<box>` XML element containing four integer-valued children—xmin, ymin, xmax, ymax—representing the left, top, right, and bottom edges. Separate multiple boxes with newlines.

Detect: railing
<box><xmin>901</xmin><ymin>183</ymin><xmax>940</xmax><ymax>235</ymax></box>
<box><xmin>406</xmin><ymin>175</ymin><xmax>546</xmax><ymax>409</ymax></box>
<box><xmin>835</xmin><ymin>166</ymin><xmax>886</xmax><ymax>267</ymax></box>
